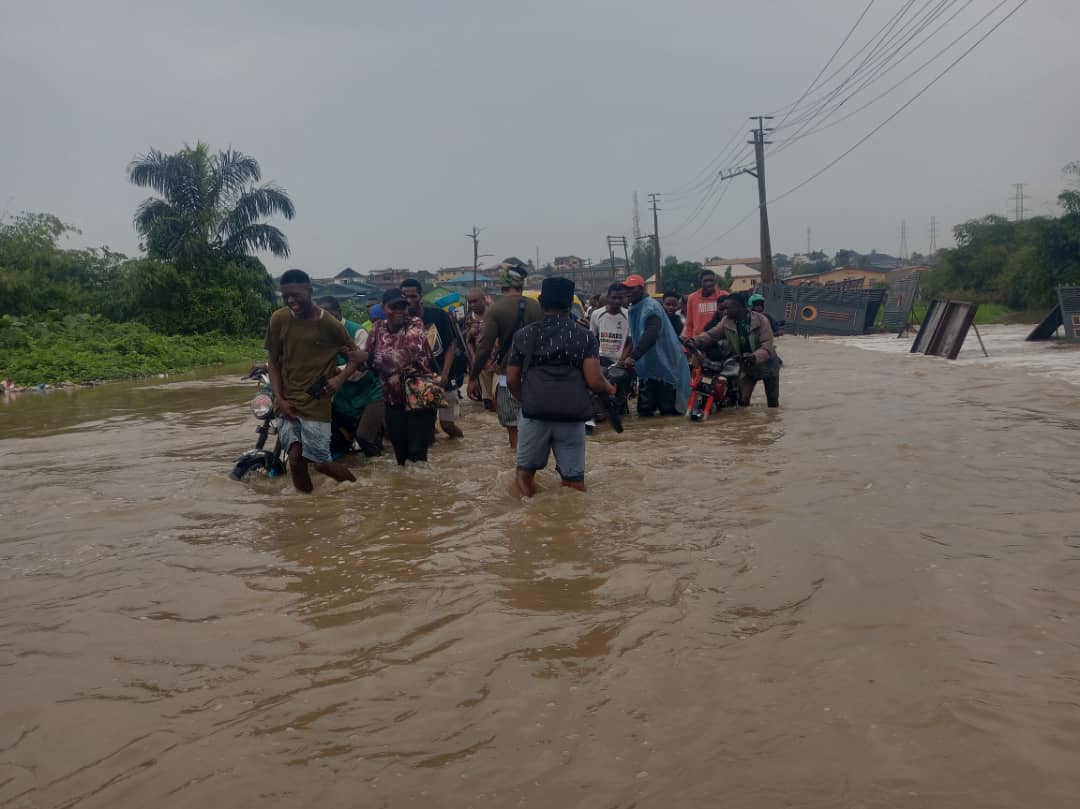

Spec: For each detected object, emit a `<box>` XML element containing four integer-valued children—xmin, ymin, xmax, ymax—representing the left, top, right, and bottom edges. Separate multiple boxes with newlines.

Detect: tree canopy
<box><xmin>128</xmin><ymin>142</ymin><xmax>295</xmax><ymax>267</ymax></box>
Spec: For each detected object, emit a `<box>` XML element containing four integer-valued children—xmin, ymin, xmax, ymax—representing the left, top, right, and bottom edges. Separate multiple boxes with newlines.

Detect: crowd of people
<box><xmin>263</xmin><ymin>260</ymin><xmax>782</xmax><ymax>495</ymax></box>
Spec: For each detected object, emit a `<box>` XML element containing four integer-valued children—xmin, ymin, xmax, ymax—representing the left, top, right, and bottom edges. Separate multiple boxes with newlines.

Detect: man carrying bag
<box><xmin>507</xmin><ymin>277</ymin><xmax>616</xmax><ymax>497</ymax></box>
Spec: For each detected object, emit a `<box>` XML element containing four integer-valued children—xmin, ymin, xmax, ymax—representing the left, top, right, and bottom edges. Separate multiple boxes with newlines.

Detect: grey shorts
<box><xmin>516</xmin><ymin>415</ymin><xmax>586</xmax><ymax>482</ymax></box>
<box><xmin>277</xmin><ymin>417</ymin><xmax>332</xmax><ymax>464</ymax></box>
<box><xmin>439</xmin><ymin>388</ymin><xmax>460</xmax><ymax>422</ymax></box>
<box><xmin>495</xmin><ymin>383</ymin><xmax>520</xmax><ymax>428</ymax></box>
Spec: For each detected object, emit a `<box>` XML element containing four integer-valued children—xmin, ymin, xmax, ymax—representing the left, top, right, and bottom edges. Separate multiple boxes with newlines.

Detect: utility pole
<box><xmin>606</xmin><ymin>236</ymin><xmax>629</xmax><ymax>284</ymax></box>
<box><xmin>748</xmin><ymin>116</ymin><xmax>775</xmax><ymax>284</ymax></box>
<box><xmin>807</xmin><ymin>225</ymin><xmax>812</xmax><ymax>255</ymax></box>
<box><xmin>466</xmin><ymin>226</ymin><xmax>486</xmax><ymax>283</ymax></box>
<box><xmin>649</xmin><ymin>193</ymin><xmax>662</xmax><ymax>291</ymax></box>
<box><xmin>929</xmin><ymin>216</ymin><xmax>938</xmax><ymax>257</ymax></box>
<box><xmin>1010</xmin><ymin>183</ymin><xmax>1028</xmax><ymax>222</ymax></box>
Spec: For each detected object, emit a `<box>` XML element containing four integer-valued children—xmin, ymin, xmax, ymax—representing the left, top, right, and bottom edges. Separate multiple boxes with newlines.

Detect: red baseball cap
<box><xmin>623</xmin><ymin>274</ymin><xmax>647</xmax><ymax>288</ymax></box>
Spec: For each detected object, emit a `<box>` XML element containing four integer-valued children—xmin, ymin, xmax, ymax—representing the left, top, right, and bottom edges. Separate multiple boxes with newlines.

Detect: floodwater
<box><xmin>1</xmin><ymin>327</ymin><xmax>1078</xmax><ymax>808</ymax></box>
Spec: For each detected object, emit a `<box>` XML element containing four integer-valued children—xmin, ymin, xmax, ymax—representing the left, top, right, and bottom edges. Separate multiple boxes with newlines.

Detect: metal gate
<box><xmin>760</xmin><ymin>284</ymin><xmax>886</xmax><ymax>336</ymax></box>
<box><xmin>883</xmin><ymin>275</ymin><xmax>920</xmax><ymax>332</ymax></box>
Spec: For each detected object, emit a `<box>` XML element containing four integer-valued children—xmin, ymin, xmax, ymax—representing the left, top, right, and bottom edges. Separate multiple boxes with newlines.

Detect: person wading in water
<box><xmin>264</xmin><ymin>270</ymin><xmax>362</xmax><ymax>492</ymax></box>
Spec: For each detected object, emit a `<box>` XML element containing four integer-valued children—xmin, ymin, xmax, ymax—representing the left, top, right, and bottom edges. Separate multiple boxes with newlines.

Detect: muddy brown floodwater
<box><xmin>1</xmin><ymin>327</ymin><xmax>1079</xmax><ymax>808</ymax></box>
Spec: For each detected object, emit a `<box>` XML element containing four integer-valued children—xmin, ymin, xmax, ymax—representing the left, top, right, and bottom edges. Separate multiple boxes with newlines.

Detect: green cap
<box><xmin>748</xmin><ymin>294</ymin><xmax>765</xmax><ymax>307</ymax></box>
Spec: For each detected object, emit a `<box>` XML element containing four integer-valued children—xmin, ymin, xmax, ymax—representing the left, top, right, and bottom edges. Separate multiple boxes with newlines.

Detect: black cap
<box><xmin>539</xmin><ymin>277</ymin><xmax>575</xmax><ymax>310</ymax></box>
<box><xmin>382</xmin><ymin>288</ymin><xmax>406</xmax><ymax>307</ymax></box>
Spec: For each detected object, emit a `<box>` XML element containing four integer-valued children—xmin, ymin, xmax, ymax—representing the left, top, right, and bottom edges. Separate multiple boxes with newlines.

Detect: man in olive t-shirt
<box><xmin>264</xmin><ymin>269</ymin><xmax>363</xmax><ymax>492</ymax></box>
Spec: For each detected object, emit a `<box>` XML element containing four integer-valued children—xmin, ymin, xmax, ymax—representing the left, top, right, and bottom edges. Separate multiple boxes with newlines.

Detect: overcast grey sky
<box><xmin>3</xmin><ymin>0</ymin><xmax>1077</xmax><ymax>275</ymax></box>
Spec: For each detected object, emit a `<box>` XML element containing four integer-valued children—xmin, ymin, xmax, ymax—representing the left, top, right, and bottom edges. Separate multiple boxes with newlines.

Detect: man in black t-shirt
<box><xmin>401</xmin><ymin>279</ymin><xmax>465</xmax><ymax>440</ymax></box>
<box><xmin>507</xmin><ymin>277</ymin><xmax>615</xmax><ymax>497</ymax></box>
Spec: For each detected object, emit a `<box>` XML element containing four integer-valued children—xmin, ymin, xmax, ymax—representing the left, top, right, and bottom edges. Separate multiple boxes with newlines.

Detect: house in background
<box><xmin>785</xmin><ymin>267</ymin><xmax>889</xmax><ymax>289</ymax></box>
<box><xmin>436</xmin><ymin>266</ymin><xmax>475</xmax><ymax>284</ymax></box>
<box><xmin>706</xmin><ymin>256</ymin><xmax>762</xmax><ymax>272</ymax></box>
<box><xmin>711</xmin><ymin>263</ymin><xmax>761</xmax><ymax>293</ymax></box>
<box><xmin>554</xmin><ymin>256</ymin><xmax>585</xmax><ymax>272</ymax></box>
<box><xmin>333</xmin><ymin>267</ymin><xmax>364</xmax><ymax>284</ymax></box>
<box><xmin>442</xmin><ymin>273</ymin><xmax>501</xmax><ymax>295</ymax></box>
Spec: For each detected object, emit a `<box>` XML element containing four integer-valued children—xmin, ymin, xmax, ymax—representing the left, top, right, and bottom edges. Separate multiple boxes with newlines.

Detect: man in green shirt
<box><xmin>317</xmin><ymin>297</ymin><xmax>385</xmax><ymax>457</ymax></box>
<box><xmin>466</xmin><ymin>258</ymin><xmax>542</xmax><ymax>448</ymax></box>
<box><xmin>264</xmin><ymin>270</ymin><xmax>364</xmax><ymax>492</ymax></box>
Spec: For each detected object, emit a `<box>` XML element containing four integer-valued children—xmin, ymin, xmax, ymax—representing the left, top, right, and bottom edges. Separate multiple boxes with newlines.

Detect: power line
<box><xmin>776</xmin><ymin>0</ymin><xmax>879</xmax><ymax>130</ymax></box>
<box><xmin>775</xmin><ymin>0</ymin><xmax>963</xmax><ymax>145</ymax></box>
<box><xmin>772</xmin><ymin>0</ymin><xmax>996</xmax><ymax>155</ymax></box>
<box><xmin>769</xmin><ymin>0</ymin><xmax>1030</xmax><ymax>207</ymax></box>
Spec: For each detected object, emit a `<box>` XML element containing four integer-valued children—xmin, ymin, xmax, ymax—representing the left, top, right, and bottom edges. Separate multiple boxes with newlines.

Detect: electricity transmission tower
<box><xmin>1010</xmin><ymin>183</ymin><xmax>1029</xmax><ymax>222</ymax></box>
<box><xmin>899</xmin><ymin>220</ymin><xmax>908</xmax><ymax>262</ymax></box>
<box><xmin>928</xmin><ymin>216</ymin><xmax>938</xmax><ymax>256</ymax></box>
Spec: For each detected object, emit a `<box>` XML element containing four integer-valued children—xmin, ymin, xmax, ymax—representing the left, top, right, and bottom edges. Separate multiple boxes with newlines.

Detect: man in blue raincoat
<box><xmin>621</xmin><ymin>274</ymin><xmax>690</xmax><ymax>416</ymax></box>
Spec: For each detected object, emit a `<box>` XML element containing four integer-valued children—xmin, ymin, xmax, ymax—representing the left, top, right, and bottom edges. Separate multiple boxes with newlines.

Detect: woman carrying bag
<box><xmin>369</xmin><ymin>289</ymin><xmax>443</xmax><ymax>465</ymax></box>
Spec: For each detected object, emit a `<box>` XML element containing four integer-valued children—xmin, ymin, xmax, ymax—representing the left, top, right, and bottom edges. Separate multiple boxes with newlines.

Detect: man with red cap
<box><xmin>620</xmin><ymin>274</ymin><xmax>690</xmax><ymax>416</ymax></box>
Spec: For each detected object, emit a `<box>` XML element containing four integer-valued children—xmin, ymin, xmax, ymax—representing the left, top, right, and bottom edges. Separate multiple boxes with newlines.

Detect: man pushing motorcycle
<box><xmin>690</xmin><ymin>291</ymin><xmax>780</xmax><ymax>408</ymax></box>
<box><xmin>264</xmin><ymin>269</ymin><xmax>366</xmax><ymax>492</ymax></box>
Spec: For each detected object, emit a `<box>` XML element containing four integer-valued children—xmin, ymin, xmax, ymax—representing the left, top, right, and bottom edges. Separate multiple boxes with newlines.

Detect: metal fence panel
<box><xmin>1059</xmin><ymin>286</ymin><xmax>1080</xmax><ymax>344</ymax></box>
<box><xmin>910</xmin><ymin>300</ymin><xmax>978</xmax><ymax>359</ymax></box>
<box><xmin>883</xmin><ymin>275</ymin><xmax>920</xmax><ymax>332</ymax></box>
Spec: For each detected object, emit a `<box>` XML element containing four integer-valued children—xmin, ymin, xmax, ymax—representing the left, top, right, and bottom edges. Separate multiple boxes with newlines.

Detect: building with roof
<box><xmin>785</xmin><ymin>267</ymin><xmax>889</xmax><ymax>289</ymax></box>
<box><xmin>334</xmin><ymin>267</ymin><xmax>364</xmax><ymax>283</ymax></box>
<box><xmin>706</xmin><ymin>256</ymin><xmax>762</xmax><ymax>271</ymax></box>
<box><xmin>709</xmin><ymin>263</ymin><xmax>761</xmax><ymax>293</ymax></box>
<box><xmin>442</xmin><ymin>272</ymin><xmax>501</xmax><ymax>294</ymax></box>
<box><xmin>436</xmin><ymin>266</ymin><xmax>475</xmax><ymax>284</ymax></box>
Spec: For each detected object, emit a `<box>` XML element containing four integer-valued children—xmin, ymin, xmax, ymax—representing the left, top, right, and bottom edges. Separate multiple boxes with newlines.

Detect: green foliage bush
<box><xmin>0</xmin><ymin>314</ymin><xmax>263</xmax><ymax>385</ymax></box>
<box><xmin>0</xmin><ymin>213</ymin><xmax>276</xmax><ymax>336</ymax></box>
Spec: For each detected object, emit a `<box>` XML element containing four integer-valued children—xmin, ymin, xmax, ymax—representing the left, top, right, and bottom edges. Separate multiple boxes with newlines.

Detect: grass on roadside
<box><xmin>0</xmin><ymin>314</ymin><xmax>265</xmax><ymax>386</ymax></box>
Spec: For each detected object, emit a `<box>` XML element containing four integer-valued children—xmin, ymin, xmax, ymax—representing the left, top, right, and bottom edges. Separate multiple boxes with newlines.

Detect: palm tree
<box><xmin>128</xmin><ymin>142</ymin><xmax>295</xmax><ymax>266</ymax></box>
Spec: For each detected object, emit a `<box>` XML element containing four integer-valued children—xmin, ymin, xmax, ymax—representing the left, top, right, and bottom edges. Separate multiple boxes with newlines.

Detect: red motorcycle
<box><xmin>682</xmin><ymin>341</ymin><xmax>740</xmax><ymax>422</ymax></box>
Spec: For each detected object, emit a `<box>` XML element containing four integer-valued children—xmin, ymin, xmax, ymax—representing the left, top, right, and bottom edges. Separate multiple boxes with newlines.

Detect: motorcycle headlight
<box><xmin>250</xmin><ymin>393</ymin><xmax>274</xmax><ymax>419</ymax></box>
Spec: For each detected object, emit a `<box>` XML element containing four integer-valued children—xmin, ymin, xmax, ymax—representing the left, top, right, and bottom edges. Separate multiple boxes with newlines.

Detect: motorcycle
<box><xmin>682</xmin><ymin>340</ymin><xmax>740</xmax><ymax>422</ymax></box>
<box><xmin>229</xmin><ymin>363</ymin><xmax>287</xmax><ymax>480</ymax></box>
<box><xmin>597</xmin><ymin>361</ymin><xmax>634</xmax><ymax>433</ymax></box>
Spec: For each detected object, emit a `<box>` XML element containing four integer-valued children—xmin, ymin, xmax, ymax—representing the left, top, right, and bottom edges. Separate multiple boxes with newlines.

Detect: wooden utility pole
<box><xmin>466</xmin><ymin>226</ymin><xmax>485</xmax><ymax>283</ymax></box>
<box><xmin>649</xmin><ymin>193</ymin><xmax>662</xmax><ymax>292</ymax></box>
<box><xmin>748</xmin><ymin>116</ymin><xmax>775</xmax><ymax>284</ymax></box>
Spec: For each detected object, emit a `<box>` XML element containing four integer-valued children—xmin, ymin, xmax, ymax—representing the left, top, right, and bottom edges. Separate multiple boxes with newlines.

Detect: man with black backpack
<box><xmin>467</xmin><ymin>258</ymin><xmax>542</xmax><ymax>448</ymax></box>
<box><xmin>506</xmin><ymin>277</ymin><xmax>616</xmax><ymax>497</ymax></box>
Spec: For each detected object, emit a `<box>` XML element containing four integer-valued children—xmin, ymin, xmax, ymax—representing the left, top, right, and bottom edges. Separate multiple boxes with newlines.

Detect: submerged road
<box><xmin>1</xmin><ymin>327</ymin><xmax>1078</xmax><ymax>808</ymax></box>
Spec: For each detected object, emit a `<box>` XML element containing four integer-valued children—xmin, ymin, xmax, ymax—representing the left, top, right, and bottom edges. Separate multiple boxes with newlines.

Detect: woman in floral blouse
<box><xmin>368</xmin><ymin>289</ymin><xmax>436</xmax><ymax>465</ymax></box>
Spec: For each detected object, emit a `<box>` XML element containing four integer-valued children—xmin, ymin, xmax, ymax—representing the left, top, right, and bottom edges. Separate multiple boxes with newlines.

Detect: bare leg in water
<box><xmin>515</xmin><ymin>468</ymin><xmax>536</xmax><ymax>497</ymax></box>
<box><xmin>288</xmin><ymin>442</ymin><xmax>313</xmax><ymax>493</ymax></box>
<box><xmin>289</xmin><ymin>442</ymin><xmax>356</xmax><ymax>492</ymax></box>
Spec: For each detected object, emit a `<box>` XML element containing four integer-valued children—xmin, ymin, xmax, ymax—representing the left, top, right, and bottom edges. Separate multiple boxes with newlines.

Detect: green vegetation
<box><xmin>0</xmin><ymin>143</ymin><xmax>292</xmax><ymax>385</ymax></box>
<box><xmin>0</xmin><ymin>314</ymin><xmax>262</xmax><ymax>385</ymax></box>
<box><xmin>923</xmin><ymin>163</ymin><xmax>1080</xmax><ymax>310</ymax></box>
<box><xmin>657</xmin><ymin>257</ymin><xmax>733</xmax><ymax>296</ymax></box>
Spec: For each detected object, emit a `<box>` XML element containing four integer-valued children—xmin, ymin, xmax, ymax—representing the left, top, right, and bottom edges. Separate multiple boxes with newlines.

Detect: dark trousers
<box><xmin>741</xmin><ymin>375</ymin><xmax>780</xmax><ymax>408</ymax></box>
<box><xmin>331</xmin><ymin>401</ymin><xmax>386</xmax><ymax>457</ymax></box>
<box><xmin>638</xmin><ymin>378</ymin><xmax>681</xmax><ymax>416</ymax></box>
<box><xmin>384</xmin><ymin>405</ymin><xmax>437</xmax><ymax>465</ymax></box>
